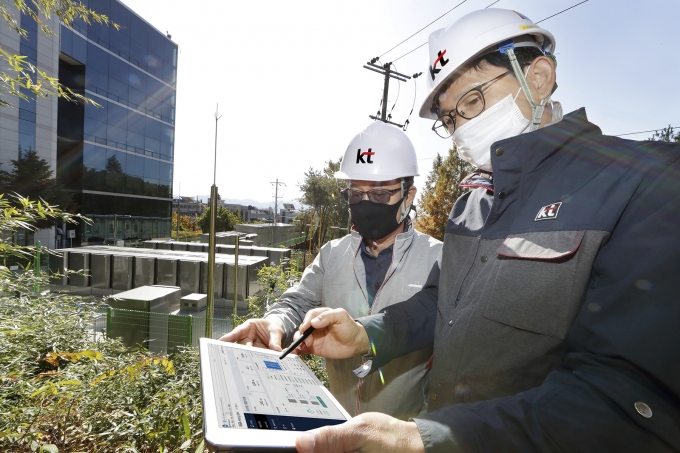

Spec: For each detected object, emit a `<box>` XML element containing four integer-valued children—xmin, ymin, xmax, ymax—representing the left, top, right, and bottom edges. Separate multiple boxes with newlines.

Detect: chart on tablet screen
<box><xmin>207</xmin><ymin>344</ymin><xmax>346</xmax><ymax>430</ymax></box>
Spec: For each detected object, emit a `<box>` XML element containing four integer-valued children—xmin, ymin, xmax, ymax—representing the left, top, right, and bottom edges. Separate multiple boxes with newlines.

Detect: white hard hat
<box><xmin>335</xmin><ymin>122</ymin><xmax>419</xmax><ymax>181</ymax></box>
<box><xmin>419</xmin><ymin>9</ymin><xmax>556</xmax><ymax>119</ymax></box>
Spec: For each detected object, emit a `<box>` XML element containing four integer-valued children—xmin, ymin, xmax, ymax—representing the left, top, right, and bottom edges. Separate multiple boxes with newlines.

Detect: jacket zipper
<box><xmin>353</xmin><ymin>228</ymin><xmax>413</xmax><ymax>415</ymax></box>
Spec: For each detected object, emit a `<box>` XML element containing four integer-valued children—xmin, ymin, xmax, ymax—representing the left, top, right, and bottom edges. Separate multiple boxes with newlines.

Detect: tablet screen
<box><xmin>206</xmin><ymin>343</ymin><xmax>347</xmax><ymax>431</ymax></box>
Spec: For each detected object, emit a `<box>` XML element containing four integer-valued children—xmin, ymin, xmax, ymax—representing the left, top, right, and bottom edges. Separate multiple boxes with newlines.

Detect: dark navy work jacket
<box><xmin>361</xmin><ymin>109</ymin><xmax>680</xmax><ymax>452</ymax></box>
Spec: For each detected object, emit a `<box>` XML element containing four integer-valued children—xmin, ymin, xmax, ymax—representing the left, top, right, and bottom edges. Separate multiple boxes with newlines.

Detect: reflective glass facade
<box><xmin>56</xmin><ymin>0</ymin><xmax>176</xmax><ymax>243</ymax></box>
<box><xmin>18</xmin><ymin>7</ymin><xmax>38</xmax><ymax>153</ymax></box>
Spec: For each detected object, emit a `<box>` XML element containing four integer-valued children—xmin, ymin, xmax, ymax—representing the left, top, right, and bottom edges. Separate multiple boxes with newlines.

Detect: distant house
<box><xmin>173</xmin><ymin>197</ymin><xmax>204</xmax><ymax>217</ymax></box>
<box><xmin>279</xmin><ymin>203</ymin><xmax>300</xmax><ymax>224</ymax></box>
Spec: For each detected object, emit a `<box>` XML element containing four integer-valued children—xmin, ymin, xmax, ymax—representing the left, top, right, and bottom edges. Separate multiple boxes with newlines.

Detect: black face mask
<box><xmin>349</xmin><ymin>197</ymin><xmax>407</xmax><ymax>241</ymax></box>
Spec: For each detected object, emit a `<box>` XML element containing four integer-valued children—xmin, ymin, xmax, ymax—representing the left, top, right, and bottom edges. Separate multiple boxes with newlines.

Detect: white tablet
<box><xmin>199</xmin><ymin>338</ymin><xmax>351</xmax><ymax>452</ymax></box>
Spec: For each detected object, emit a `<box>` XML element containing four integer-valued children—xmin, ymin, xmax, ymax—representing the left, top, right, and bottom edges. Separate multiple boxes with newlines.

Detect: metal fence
<box><xmin>271</xmin><ymin>235</ymin><xmax>307</xmax><ymax>248</ymax></box>
<box><xmin>290</xmin><ymin>249</ymin><xmax>318</xmax><ymax>272</ymax></box>
<box><xmin>89</xmin><ymin>306</ymin><xmax>233</xmax><ymax>353</ymax></box>
<box><xmin>3</xmin><ymin>253</ymin><xmax>49</xmax><ymax>271</ymax></box>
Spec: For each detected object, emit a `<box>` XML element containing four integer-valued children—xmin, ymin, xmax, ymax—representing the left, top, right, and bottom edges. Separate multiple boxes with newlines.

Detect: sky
<box><xmin>119</xmin><ymin>0</ymin><xmax>680</xmax><ymax>207</ymax></box>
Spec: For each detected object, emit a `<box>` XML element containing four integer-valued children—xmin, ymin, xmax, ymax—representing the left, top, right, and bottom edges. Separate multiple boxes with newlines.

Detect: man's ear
<box><xmin>527</xmin><ymin>56</ymin><xmax>556</xmax><ymax>103</ymax></box>
<box><xmin>405</xmin><ymin>186</ymin><xmax>417</xmax><ymax>205</ymax></box>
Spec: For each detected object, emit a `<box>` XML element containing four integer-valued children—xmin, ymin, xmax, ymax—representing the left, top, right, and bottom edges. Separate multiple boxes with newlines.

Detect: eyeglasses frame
<box><xmin>340</xmin><ymin>187</ymin><xmax>403</xmax><ymax>205</ymax></box>
<box><xmin>432</xmin><ymin>69</ymin><xmax>514</xmax><ymax>138</ymax></box>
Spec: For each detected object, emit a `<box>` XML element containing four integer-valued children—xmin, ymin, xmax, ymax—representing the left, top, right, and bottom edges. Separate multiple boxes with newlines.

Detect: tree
<box><xmin>416</xmin><ymin>146</ymin><xmax>474</xmax><ymax>241</ymax></box>
<box><xmin>649</xmin><ymin>125</ymin><xmax>680</xmax><ymax>143</ymax></box>
<box><xmin>298</xmin><ymin>158</ymin><xmax>349</xmax><ymax>247</ymax></box>
<box><xmin>172</xmin><ymin>212</ymin><xmax>198</xmax><ymax>233</ymax></box>
<box><xmin>197</xmin><ymin>206</ymin><xmax>241</xmax><ymax>233</ymax></box>
<box><xmin>1</xmin><ymin>0</ymin><xmax>116</xmax><ymax>107</ymax></box>
<box><xmin>0</xmin><ymin>150</ymin><xmax>75</xmax><ymax>227</ymax></box>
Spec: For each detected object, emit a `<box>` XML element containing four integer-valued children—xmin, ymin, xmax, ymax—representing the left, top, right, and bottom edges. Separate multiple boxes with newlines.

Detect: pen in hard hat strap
<box><xmin>398</xmin><ymin>178</ymin><xmax>415</xmax><ymax>224</ymax></box>
<box><xmin>399</xmin><ymin>179</ymin><xmax>407</xmax><ymax>222</ymax></box>
<box><xmin>499</xmin><ymin>42</ymin><xmax>549</xmax><ymax>131</ymax></box>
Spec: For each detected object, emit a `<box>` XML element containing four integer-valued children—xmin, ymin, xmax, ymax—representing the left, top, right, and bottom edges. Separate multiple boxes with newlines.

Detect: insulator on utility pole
<box><xmin>362</xmin><ymin>60</ymin><xmax>411</xmax><ymax>128</ymax></box>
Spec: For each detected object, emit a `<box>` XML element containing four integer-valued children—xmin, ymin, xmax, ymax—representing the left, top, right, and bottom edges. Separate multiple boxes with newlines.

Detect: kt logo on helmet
<box><xmin>430</xmin><ymin>50</ymin><xmax>449</xmax><ymax>81</ymax></box>
<box><xmin>356</xmin><ymin>148</ymin><xmax>375</xmax><ymax>164</ymax></box>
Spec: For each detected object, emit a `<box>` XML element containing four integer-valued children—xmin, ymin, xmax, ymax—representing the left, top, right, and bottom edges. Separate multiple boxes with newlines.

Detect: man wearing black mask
<box><xmin>221</xmin><ymin>121</ymin><xmax>442</xmax><ymax>420</ymax></box>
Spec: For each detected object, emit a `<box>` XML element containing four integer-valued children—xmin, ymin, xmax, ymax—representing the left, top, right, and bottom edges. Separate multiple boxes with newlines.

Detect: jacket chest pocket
<box><xmin>484</xmin><ymin>230</ymin><xmax>586</xmax><ymax>340</ymax></box>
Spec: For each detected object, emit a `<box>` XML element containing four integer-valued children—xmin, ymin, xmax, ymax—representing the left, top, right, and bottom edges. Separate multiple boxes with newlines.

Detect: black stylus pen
<box><xmin>279</xmin><ymin>327</ymin><xmax>315</xmax><ymax>360</ymax></box>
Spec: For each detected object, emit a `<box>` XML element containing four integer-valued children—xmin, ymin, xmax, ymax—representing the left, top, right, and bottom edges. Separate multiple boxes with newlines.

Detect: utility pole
<box><xmin>206</xmin><ymin>104</ymin><xmax>222</xmax><ymax>338</ymax></box>
<box><xmin>233</xmin><ymin>233</ymin><xmax>239</xmax><ymax>323</ymax></box>
<box><xmin>363</xmin><ymin>58</ymin><xmax>412</xmax><ymax>127</ymax></box>
<box><xmin>269</xmin><ymin>179</ymin><xmax>286</xmax><ymax>245</ymax></box>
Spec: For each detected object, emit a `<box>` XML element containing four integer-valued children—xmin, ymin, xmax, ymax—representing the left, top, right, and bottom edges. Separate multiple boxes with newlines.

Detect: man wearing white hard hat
<box><xmin>291</xmin><ymin>8</ymin><xmax>680</xmax><ymax>453</ymax></box>
<box><xmin>221</xmin><ymin>122</ymin><xmax>442</xmax><ymax>420</ymax></box>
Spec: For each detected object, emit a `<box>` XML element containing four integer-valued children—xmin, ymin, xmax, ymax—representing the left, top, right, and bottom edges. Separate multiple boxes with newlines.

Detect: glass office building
<box><xmin>57</xmin><ymin>0</ymin><xmax>177</xmax><ymax>244</ymax></box>
<box><xmin>17</xmin><ymin>4</ymin><xmax>38</xmax><ymax>155</ymax></box>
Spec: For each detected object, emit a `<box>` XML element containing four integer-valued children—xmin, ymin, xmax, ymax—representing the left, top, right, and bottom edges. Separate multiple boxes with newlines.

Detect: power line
<box><xmin>379</xmin><ymin>0</ymin><xmax>468</xmax><ymax>58</ymax></box>
<box><xmin>393</xmin><ymin>42</ymin><xmax>427</xmax><ymax>62</ymax></box>
<box><xmin>402</xmin><ymin>71</ymin><xmax>421</xmax><ymax>131</ymax></box>
<box><xmin>536</xmin><ymin>0</ymin><xmax>589</xmax><ymax>24</ymax></box>
<box><xmin>387</xmin><ymin>63</ymin><xmax>402</xmax><ymax>120</ymax></box>
<box><xmin>389</xmin><ymin>0</ymin><xmax>592</xmax><ymax>63</ymax></box>
<box><xmin>615</xmin><ymin>126</ymin><xmax>679</xmax><ymax>137</ymax></box>
<box><xmin>485</xmin><ymin>0</ymin><xmax>502</xmax><ymax>7</ymax></box>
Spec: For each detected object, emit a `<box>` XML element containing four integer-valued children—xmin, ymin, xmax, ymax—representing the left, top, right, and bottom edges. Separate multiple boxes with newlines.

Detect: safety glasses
<box><xmin>340</xmin><ymin>188</ymin><xmax>401</xmax><ymax>205</ymax></box>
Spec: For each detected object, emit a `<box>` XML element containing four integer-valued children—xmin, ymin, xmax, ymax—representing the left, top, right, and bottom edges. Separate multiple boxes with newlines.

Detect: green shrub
<box><xmin>235</xmin><ymin>259</ymin><xmax>330</xmax><ymax>389</ymax></box>
<box><xmin>0</xmin><ymin>195</ymin><xmax>204</xmax><ymax>452</ymax></box>
<box><xmin>0</xmin><ymin>296</ymin><xmax>205</xmax><ymax>453</ymax></box>
<box><xmin>0</xmin><ymin>194</ymin><xmax>329</xmax><ymax>452</ymax></box>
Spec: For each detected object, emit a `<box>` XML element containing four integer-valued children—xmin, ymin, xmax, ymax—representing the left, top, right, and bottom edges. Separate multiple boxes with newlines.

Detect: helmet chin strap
<box><xmin>398</xmin><ymin>179</ymin><xmax>412</xmax><ymax>224</ymax></box>
<box><xmin>499</xmin><ymin>43</ymin><xmax>550</xmax><ymax>132</ymax></box>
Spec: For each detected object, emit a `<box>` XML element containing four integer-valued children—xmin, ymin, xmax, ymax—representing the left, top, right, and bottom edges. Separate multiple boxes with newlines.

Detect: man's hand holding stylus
<box><xmin>294</xmin><ymin>308</ymin><xmax>370</xmax><ymax>359</ymax></box>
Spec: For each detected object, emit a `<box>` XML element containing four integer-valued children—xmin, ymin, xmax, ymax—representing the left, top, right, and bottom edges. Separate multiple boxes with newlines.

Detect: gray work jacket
<box><xmin>265</xmin><ymin>224</ymin><xmax>442</xmax><ymax>419</ymax></box>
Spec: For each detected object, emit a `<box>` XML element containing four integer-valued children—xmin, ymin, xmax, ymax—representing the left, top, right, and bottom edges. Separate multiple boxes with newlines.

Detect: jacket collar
<box><xmin>350</xmin><ymin>219</ymin><xmax>416</xmax><ymax>311</ymax></box>
<box><xmin>350</xmin><ymin>217</ymin><xmax>415</xmax><ymax>261</ymax></box>
<box><xmin>490</xmin><ymin>108</ymin><xmax>602</xmax><ymax>174</ymax></box>
<box><xmin>460</xmin><ymin>171</ymin><xmax>494</xmax><ymax>193</ymax></box>
<box><xmin>481</xmin><ymin>108</ymin><xmax>604</xmax><ymax>229</ymax></box>
<box><xmin>458</xmin><ymin>109</ymin><xmax>597</xmax><ymax>194</ymax></box>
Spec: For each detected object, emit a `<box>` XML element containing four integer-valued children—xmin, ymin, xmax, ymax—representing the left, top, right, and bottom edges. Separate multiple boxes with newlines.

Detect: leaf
<box><xmin>30</xmin><ymin>440</ymin><xmax>39</xmax><ymax>451</ymax></box>
<box><xmin>39</xmin><ymin>444</ymin><xmax>59</xmax><ymax>453</ymax></box>
<box><xmin>58</xmin><ymin>379</ymin><xmax>81</xmax><ymax>387</ymax></box>
<box><xmin>42</xmin><ymin>354</ymin><xmax>59</xmax><ymax>366</ymax></box>
<box><xmin>80</xmin><ymin>350</ymin><xmax>103</xmax><ymax>360</ymax></box>
<box><xmin>37</xmin><ymin>371</ymin><xmax>60</xmax><ymax>378</ymax></box>
<box><xmin>181</xmin><ymin>412</ymin><xmax>191</xmax><ymax>440</ymax></box>
<box><xmin>68</xmin><ymin>352</ymin><xmax>83</xmax><ymax>362</ymax></box>
<box><xmin>194</xmin><ymin>440</ymin><xmax>205</xmax><ymax>453</ymax></box>
<box><xmin>30</xmin><ymin>385</ymin><xmax>51</xmax><ymax>397</ymax></box>
<box><xmin>179</xmin><ymin>439</ymin><xmax>191</xmax><ymax>450</ymax></box>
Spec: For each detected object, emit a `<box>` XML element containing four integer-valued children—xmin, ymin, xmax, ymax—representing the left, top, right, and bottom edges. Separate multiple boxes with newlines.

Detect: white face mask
<box><xmin>451</xmin><ymin>93</ymin><xmax>530</xmax><ymax>172</ymax></box>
